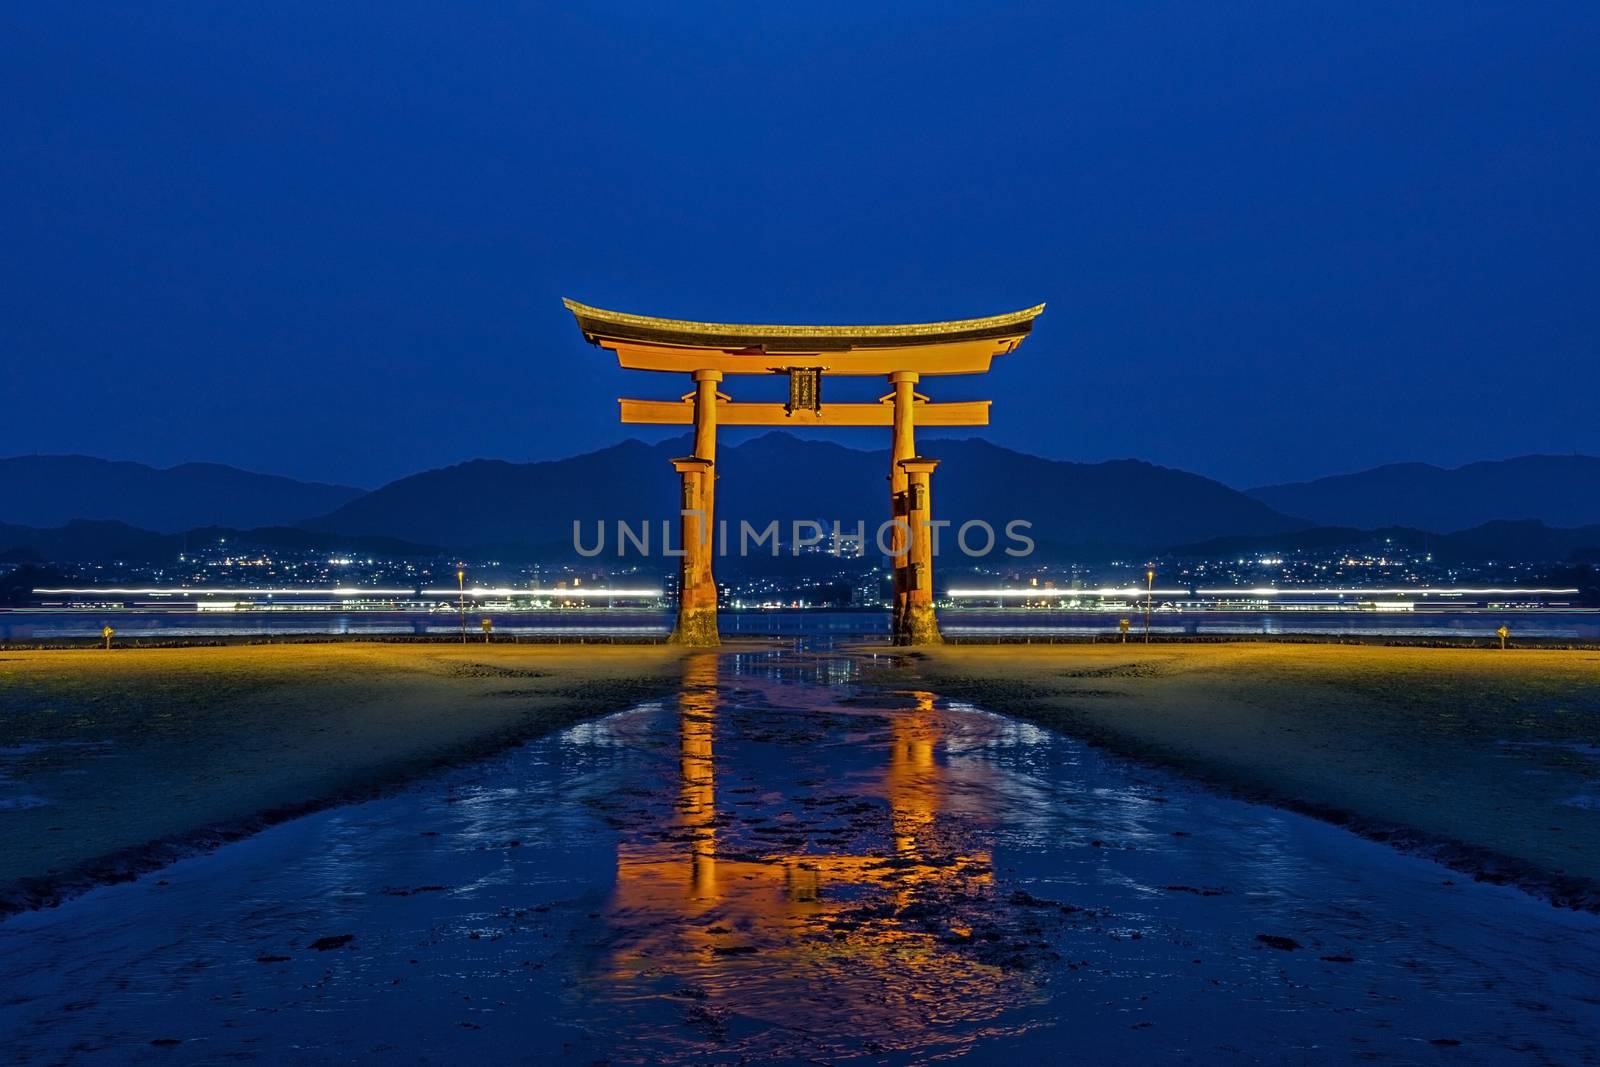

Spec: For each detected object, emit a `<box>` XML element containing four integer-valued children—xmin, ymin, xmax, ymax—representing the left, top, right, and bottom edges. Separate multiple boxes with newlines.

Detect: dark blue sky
<box><xmin>5</xmin><ymin>2</ymin><xmax>1597</xmax><ymax>489</ymax></box>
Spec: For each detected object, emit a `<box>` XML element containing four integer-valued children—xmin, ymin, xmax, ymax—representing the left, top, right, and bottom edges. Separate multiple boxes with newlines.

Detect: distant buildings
<box><xmin>8</xmin><ymin>530</ymin><xmax>1593</xmax><ymax>611</ymax></box>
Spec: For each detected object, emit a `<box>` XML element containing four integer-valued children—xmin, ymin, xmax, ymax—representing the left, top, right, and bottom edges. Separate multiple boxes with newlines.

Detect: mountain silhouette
<box><xmin>307</xmin><ymin>432</ymin><xmax>1305</xmax><ymax>555</ymax></box>
<box><xmin>1248</xmin><ymin>455</ymin><xmax>1600</xmax><ymax>532</ymax></box>
<box><xmin>0</xmin><ymin>455</ymin><xmax>362</xmax><ymax>532</ymax></box>
<box><xmin>303</xmin><ymin>439</ymin><xmax>686</xmax><ymax>549</ymax></box>
<box><xmin>12</xmin><ymin>443</ymin><xmax>1600</xmax><ymax>565</ymax></box>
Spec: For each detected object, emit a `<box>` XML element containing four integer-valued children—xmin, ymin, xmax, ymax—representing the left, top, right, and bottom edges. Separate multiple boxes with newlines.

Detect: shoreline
<box><xmin>891</xmin><ymin>641</ymin><xmax>1600</xmax><ymax>912</ymax></box>
<box><xmin>0</xmin><ymin>642</ymin><xmax>691</xmax><ymax>918</ymax></box>
<box><xmin>0</xmin><ymin>633</ymin><xmax>674</xmax><ymax>652</ymax></box>
<box><xmin>12</xmin><ymin>630</ymin><xmax>1599</xmax><ymax>654</ymax></box>
<box><xmin>943</xmin><ymin>633</ymin><xmax>1600</xmax><ymax>651</ymax></box>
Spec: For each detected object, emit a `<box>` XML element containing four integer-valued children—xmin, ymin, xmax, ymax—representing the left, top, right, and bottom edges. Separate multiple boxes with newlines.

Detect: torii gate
<box><xmin>563</xmin><ymin>298</ymin><xmax>1044</xmax><ymax>646</ymax></box>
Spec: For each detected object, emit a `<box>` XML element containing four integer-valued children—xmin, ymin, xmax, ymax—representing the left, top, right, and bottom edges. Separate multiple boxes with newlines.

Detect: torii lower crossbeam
<box><xmin>619</xmin><ymin>400</ymin><xmax>990</xmax><ymax>427</ymax></box>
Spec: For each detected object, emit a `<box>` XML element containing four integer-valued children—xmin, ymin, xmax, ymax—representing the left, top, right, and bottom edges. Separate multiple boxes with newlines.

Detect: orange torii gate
<box><xmin>563</xmin><ymin>298</ymin><xmax>1044</xmax><ymax>646</ymax></box>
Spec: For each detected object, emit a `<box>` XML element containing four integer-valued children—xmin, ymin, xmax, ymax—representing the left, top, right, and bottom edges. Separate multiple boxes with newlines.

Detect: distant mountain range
<box><xmin>3</xmin><ymin>443</ymin><xmax>1600</xmax><ymax>565</ymax></box>
<box><xmin>304</xmin><ymin>434</ymin><xmax>1303</xmax><ymax>557</ymax></box>
<box><xmin>1248</xmin><ymin>455</ymin><xmax>1600</xmax><ymax>532</ymax></box>
<box><xmin>0</xmin><ymin>456</ymin><xmax>362</xmax><ymax>532</ymax></box>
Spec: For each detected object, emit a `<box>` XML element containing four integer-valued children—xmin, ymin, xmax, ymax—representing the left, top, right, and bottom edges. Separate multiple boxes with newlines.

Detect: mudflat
<box><xmin>902</xmin><ymin>642</ymin><xmax>1600</xmax><ymax>906</ymax></box>
<box><xmin>0</xmin><ymin>642</ymin><xmax>684</xmax><ymax>913</ymax></box>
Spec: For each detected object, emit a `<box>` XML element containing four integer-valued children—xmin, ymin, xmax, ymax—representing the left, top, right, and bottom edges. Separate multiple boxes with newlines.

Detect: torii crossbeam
<box><xmin>563</xmin><ymin>298</ymin><xmax>1044</xmax><ymax>646</ymax></box>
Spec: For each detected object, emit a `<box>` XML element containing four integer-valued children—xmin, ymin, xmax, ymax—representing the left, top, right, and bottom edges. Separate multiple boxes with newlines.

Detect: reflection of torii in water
<box><xmin>679</xmin><ymin>652</ymin><xmax>718</xmax><ymax>900</ymax></box>
<box><xmin>605</xmin><ymin>653</ymin><xmax>1000</xmax><ymax>1007</ymax></box>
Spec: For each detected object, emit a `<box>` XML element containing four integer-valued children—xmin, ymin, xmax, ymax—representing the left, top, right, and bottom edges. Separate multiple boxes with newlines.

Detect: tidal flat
<box><xmin>5</xmin><ymin>641</ymin><xmax>1599</xmax><ymax>1063</ymax></box>
<box><xmin>899</xmin><ymin>642</ymin><xmax>1600</xmax><ymax>907</ymax></box>
<box><xmin>0</xmin><ymin>642</ymin><xmax>684</xmax><ymax>914</ymax></box>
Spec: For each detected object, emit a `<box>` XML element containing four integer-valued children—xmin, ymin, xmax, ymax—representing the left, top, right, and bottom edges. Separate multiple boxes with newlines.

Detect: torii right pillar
<box><xmin>888</xmin><ymin>371</ymin><xmax>918</xmax><ymax>636</ymax></box>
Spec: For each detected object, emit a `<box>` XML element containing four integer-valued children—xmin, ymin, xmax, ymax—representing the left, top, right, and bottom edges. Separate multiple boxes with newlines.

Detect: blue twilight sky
<box><xmin>3</xmin><ymin>2</ymin><xmax>1597</xmax><ymax>489</ymax></box>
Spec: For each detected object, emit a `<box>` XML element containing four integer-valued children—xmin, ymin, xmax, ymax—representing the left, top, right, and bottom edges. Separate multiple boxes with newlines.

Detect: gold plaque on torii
<box><xmin>787</xmin><ymin>368</ymin><xmax>822</xmax><ymax>415</ymax></box>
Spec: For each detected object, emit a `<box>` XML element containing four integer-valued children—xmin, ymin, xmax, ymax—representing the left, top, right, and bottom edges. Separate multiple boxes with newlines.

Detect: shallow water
<box><xmin>2</xmin><ymin>641</ymin><xmax>1599</xmax><ymax>1064</ymax></box>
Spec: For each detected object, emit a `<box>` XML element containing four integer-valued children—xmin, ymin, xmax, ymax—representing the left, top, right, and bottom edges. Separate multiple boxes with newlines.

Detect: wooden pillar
<box><xmin>896</xmin><ymin>457</ymin><xmax>942</xmax><ymax>645</ymax></box>
<box><xmin>692</xmin><ymin>369</ymin><xmax>721</xmax><ymax>523</ymax></box>
<box><xmin>667</xmin><ymin>370</ymin><xmax>721</xmax><ymax>646</ymax></box>
<box><xmin>669</xmin><ymin>457</ymin><xmax>719</xmax><ymax>645</ymax></box>
<box><xmin>888</xmin><ymin>370</ymin><xmax>918</xmax><ymax>638</ymax></box>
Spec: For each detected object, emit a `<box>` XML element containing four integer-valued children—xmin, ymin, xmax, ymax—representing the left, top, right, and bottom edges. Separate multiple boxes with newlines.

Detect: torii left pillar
<box><xmin>896</xmin><ymin>457</ymin><xmax>943</xmax><ymax>645</ymax></box>
<box><xmin>670</xmin><ymin>457</ymin><xmax>718</xmax><ymax>644</ymax></box>
<box><xmin>670</xmin><ymin>368</ymin><xmax>722</xmax><ymax>646</ymax></box>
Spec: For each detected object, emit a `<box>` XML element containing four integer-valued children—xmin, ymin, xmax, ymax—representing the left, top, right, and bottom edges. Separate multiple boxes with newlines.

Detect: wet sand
<box><xmin>4</xmin><ymin>644</ymin><xmax>1598</xmax><ymax>1063</ymax></box>
<box><xmin>0</xmin><ymin>642</ymin><xmax>685</xmax><ymax>914</ymax></box>
<box><xmin>900</xmin><ymin>642</ymin><xmax>1600</xmax><ymax>907</ymax></box>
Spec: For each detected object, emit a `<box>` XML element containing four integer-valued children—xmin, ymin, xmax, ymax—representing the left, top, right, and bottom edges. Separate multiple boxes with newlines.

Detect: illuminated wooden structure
<box><xmin>564</xmin><ymin>298</ymin><xmax>1044</xmax><ymax>645</ymax></box>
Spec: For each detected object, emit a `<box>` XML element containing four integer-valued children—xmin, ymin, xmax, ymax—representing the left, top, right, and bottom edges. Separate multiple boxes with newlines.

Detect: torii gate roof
<box><xmin>563</xmin><ymin>298</ymin><xmax>1044</xmax><ymax>376</ymax></box>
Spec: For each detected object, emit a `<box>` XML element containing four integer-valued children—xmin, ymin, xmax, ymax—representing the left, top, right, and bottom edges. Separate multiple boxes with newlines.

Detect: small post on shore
<box><xmin>482</xmin><ymin>617</ymin><xmax>493</xmax><ymax>644</ymax></box>
<box><xmin>1144</xmin><ymin>568</ymin><xmax>1154</xmax><ymax>643</ymax></box>
<box><xmin>457</xmin><ymin>567</ymin><xmax>466</xmax><ymax>644</ymax></box>
<box><xmin>1497</xmin><ymin>624</ymin><xmax>1510</xmax><ymax>650</ymax></box>
<box><xmin>102</xmin><ymin>625</ymin><xmax>114</xmax><ymax>650</ymax></box>
<box><xmin>1119</xmin><ymin>618</ymin><xmax>1130</xmax><ymax>643</ymax></box>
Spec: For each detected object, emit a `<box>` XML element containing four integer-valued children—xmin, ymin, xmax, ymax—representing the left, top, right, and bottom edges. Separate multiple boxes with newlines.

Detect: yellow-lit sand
<box><xmin>0</xmin><ymin>642</ymin><xmax>684</xmax><ymax>911</ymax></box>
<box><xmin>900</xmin><ymin>642</ymin><xmax>1600</xmax><ymax>904</ymax></box>
<box><xmin>10</xmin><ymin>638</ymin><xmax>1600</xmax><ymax>914</ymax></box>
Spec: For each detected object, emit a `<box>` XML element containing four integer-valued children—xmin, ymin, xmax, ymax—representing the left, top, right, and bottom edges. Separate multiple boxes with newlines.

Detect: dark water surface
<box><xmin>2</xmin><ymin>640</ymin><xmax>1599</xmax><ymax>1064</ymax></box>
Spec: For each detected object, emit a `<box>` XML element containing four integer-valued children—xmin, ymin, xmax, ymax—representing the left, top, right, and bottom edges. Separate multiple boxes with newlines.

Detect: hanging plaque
<box><xmin>786</xmin><ymin>368</ymin><xmax>822</xmax><ymax>415</ymax></box>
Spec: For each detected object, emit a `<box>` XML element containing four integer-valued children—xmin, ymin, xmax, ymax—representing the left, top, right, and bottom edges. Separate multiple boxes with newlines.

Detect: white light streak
<box><xmin>1191</xmin><ymin>587</ymin><xmax>1580</xmax><ymax>596</ymax></box>
<box><xmin>418</xmin><ymin>586</ymin><xmax>662</xmax><ymax>598</ymax></box>
<box><xmin>33</xmin><ymin>587</ymin><xmax>416</xmax><ymax>596</ymax></box>
<box><xmin>948</xmin><ymin>587</ymin><xmax>1188</xmax><ymax>598</ymax></box>
<box><xmin>948</xmin><ymin>586</ymin><xmax>1579</xmax><ymax>598</ymax></box>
